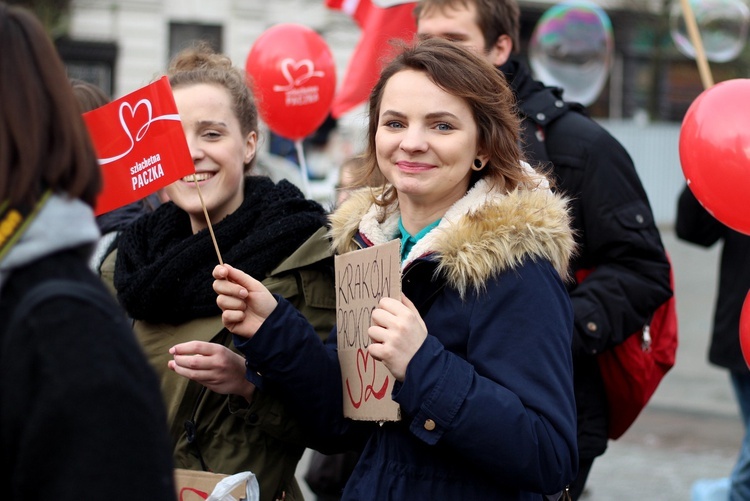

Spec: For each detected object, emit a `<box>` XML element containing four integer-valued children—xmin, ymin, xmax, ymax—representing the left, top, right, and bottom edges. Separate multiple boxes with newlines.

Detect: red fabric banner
<box><xmin>83</xmin><ymin>76</ymin><xmax>194</xmax><ymax>215</ymax></box>
<box><xmin>326</xmin><ymin>0</ymin><xmax>417</xmax><ymax>118</ymax></box>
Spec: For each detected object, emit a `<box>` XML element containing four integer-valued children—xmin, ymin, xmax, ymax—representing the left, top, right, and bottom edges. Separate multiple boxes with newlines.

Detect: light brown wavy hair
<box><xmin>166</xmin><ymin>43</ymin><xmax>259</xmax><ymax>172</ymax></box>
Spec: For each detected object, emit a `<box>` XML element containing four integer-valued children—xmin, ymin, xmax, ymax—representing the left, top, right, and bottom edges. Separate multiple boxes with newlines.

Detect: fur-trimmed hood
<box><xmin>329</xmin><ymin>178</ymin><xmax>575</xmax><ymax>297</ymax></box>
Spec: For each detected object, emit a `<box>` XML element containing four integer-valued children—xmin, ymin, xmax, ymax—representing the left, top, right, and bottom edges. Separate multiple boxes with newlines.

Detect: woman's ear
<box><xmin>244</xmin><ymin>131</ymin><xmax>257</xmax><ymax>165</ymax></box>
<box><xmin>476</xmin><ymin>150</ymin><xmax>490</xmax><ymax>168</ymax></box>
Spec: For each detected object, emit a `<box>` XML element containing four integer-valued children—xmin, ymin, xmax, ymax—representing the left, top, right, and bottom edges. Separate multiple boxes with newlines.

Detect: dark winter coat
<box><xmin>676</xmin><ymin>185</ymin><xmax>750</xmax><ymax>373</ymax></box>
<box><xmin>0</xmin><ymin>248</ymin><xmax>176</xmax><ymax>500</ymax></box>
<box><xmin>236</xmin><ymin>178</ymin><xmax>579</xmax><ymax>499</ymax></box>
<box><xmin>503</xmin><ymin>58</ymin><xmax>673</xmax><ymax>457</ymax></box>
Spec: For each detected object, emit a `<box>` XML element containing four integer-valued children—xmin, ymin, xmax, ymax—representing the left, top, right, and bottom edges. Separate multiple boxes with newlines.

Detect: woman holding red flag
<box><xmin>100</xmin><ymin>44</ymin><xmax>336</xmax><ymax>501</ymax></box>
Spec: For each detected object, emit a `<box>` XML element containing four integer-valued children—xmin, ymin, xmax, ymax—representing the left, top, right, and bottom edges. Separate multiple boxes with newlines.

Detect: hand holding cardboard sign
<box><xmin>367</xmin><ymin>295</ymin><xmax>427</xmax><ymax>382</ymax></box>
<box><xmin>168</xmin><ymin>340</ymin><xmax>256</xmax><ymax>402</ymax></box>
<box><xmin>213</xmin><ymin>264</ymin><xmax>278</xmax><ymax>338</ymax></box>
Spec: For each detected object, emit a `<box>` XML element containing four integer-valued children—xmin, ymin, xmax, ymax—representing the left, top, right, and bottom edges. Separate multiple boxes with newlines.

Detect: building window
<box><xmin>168</xmin><ymin>22</ymin><xmax>222</xmax><ymax>62</ymax></box>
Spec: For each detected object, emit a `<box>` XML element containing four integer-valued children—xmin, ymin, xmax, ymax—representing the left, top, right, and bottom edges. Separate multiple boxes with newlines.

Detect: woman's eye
<box><xmin>435</xmin><ymin>122</ymin><xmax>453</xmax><ymax>131</ymax></box>
<box><xmin>384</xmin><ymin>121</ymin><xmax>405</xmax><ymax>129</ymax></box>
<box><xmin>203</xmin><ymin>131</ymin><xmax>221</xmax><ymax>139</ymax></box>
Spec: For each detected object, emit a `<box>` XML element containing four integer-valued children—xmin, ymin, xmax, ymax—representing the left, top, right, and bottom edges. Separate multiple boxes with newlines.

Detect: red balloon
<box><xmin>245</xmin><ymin>24</ymin><xmax>336</xmax><ymax>141</ymax></box>
<box><xmin>679</xmin><ymin>79</ymin><xmax>750</xmax><ymax>235</ymax></box>
<box><xmin>740</xmin><ymin>290</ymin><xmax>750</xmax><ymax>369</ymax></box>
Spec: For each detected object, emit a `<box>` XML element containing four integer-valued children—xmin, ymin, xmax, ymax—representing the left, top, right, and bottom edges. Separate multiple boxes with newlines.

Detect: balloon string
<box><xmin>679</xmin><ymin>0</ymin><xmax>714</xmax><ymax>89</ymax></box>
<box><xmin>194</xmin><ymin>178</ymin><xmax>224</xmax><ymax>265</ymax></box>
<box><xmin>294</xmin><ymin>139</ymin><xmax>311</xmax><ymax>198</ymax></box>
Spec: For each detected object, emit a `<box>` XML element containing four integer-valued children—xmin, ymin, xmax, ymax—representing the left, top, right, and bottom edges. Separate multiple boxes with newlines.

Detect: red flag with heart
<box><xmin>325</xmin><ymin>0</ymin><xmax>417</xmax><ymax>118</ymax></box>
<box><xmin>83</xmin><ymin>76</ymin><xmax>194</xmax><ymax>215</ymax></box>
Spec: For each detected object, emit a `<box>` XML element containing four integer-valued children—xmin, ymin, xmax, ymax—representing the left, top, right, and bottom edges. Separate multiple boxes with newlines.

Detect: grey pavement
<box><xmin>296</xmin><ymin>227</ymin><xmax>744</xmax><ymax>500</ymax></box>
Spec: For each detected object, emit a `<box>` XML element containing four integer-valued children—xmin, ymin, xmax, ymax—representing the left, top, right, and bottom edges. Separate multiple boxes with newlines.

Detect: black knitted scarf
<box><xmin>114</xmin><ymin>176</ymin><xmax>328</xmax><ymax>324</ymax></box>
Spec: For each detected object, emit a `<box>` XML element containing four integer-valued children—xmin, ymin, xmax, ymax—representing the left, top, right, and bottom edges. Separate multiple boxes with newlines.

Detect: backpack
<box><xmin>520</xmin><ymin>87</ymin><xmax>679</xmax><ymax>440</ymax></box>
<box><xmin>575</xmin><ymin>264</ymin><xmax>678</xmax><ymax>439</ymax></box>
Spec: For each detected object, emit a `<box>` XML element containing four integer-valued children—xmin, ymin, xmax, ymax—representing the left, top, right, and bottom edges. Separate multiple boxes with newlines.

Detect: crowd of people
<box><xmin>1</xmin><ymin>0</ymin><xmax>744</xmax><ymax>500</ymax></box>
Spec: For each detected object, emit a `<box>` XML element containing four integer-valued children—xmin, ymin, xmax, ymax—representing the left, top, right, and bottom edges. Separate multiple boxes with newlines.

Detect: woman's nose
<box><xmin>186</xmin><ymin>135</ymin><xmax>204</xmax><ymax>162</ymax></box>
<box><xmin>399</xmin><ymin>127</ymin><xmax>428</xmax><ymax>153</ymax></box>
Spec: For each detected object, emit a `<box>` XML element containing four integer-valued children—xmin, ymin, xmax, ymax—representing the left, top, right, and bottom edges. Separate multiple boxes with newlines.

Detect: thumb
<box><xmin>220</xmin><ymin>263</ymin><xmax>260</xmax><ymax>291</ymax></box>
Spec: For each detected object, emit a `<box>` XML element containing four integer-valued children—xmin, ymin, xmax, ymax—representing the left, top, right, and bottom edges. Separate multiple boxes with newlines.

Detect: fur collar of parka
<box><xmin>329</xmin><ymin>177</ymin><xmax>575</xmax><ymax>298</ymax></box>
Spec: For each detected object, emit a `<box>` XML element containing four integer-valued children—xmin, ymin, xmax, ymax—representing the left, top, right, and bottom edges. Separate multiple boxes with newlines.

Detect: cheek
<box><xmin>375</xmin><ymin>132</ymin><xmax>398</xmax><ymax>158</ymax></box>
<box><xmin>163</xmin><ymin>182</ymin><xmax>180</xmax><ymax>200</ymax></box>
<box><xmin>374</xmin><ymin>149</ymin><xmax>390</xmax><ymax>170</ymax></box>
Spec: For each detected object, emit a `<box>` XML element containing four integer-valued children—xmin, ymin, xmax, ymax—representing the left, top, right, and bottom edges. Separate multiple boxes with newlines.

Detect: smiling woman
<box><xmin>212</xmin><ymin>37</ymin><xmax>578</xmax><ymax>500</ymax></box>
<box><xmin>375</xmin><ymin>69</ymin><xmax>483</xmax><ymax>228</ymax></box>
<box><xmin>98</xmin><ymin>43</ymin><xmax>337</xmax><ymax>501</ymax></box>
<box><xmin>167</xmin><ymin>83</ymin><xmax>251</xmax><ymax>233</ymax></box>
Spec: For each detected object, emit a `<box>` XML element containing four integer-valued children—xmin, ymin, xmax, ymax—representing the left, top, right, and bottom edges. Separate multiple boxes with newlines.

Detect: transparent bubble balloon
<box><xmin>529</xmin><ymin>1</ymin><xmax>614</xmax><ymax>106</ymax></box>
<box><xmin>670</xmin><ymin>0</ymin><xmax>750</xmax><ymax>63</ymax></box>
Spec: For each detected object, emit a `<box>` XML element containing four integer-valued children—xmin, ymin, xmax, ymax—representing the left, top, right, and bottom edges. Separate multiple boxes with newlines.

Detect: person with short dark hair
<box><xmin>69</xmin><ymin>78</ymin><xmax>110</xmax><ymax>114</ymax></box>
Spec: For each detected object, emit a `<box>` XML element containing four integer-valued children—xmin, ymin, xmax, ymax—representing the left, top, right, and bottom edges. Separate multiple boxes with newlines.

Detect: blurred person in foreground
<box><xmin>415</xmin><ymin>1</ymin><xmax>672</xmax><ymax>497</ymax></box>
<box><xmin>213</xmin><ymin>37</ymin><xmax>578</xmax><ymax>500</ymax></box>
<box><xmin>0</xmin><ymin>3</ymin><xmax>175</xmax><ymax>499</ymax></box>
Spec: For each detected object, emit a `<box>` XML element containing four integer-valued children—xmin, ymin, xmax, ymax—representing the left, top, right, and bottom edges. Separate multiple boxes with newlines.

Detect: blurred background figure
<box><xmin>676</xmin><ymin>185</ymin><xmax>750</xmax><ymax>501</ymax></box>
<box><xmin>0</xmin><ymin>3</ymin><xmax>176</xmax><ymax>499</ymax></box>
<box><xmin>332</xmin><ymin>155</ymin><xmax>385</xmax><ymax>208</ymax></box>
<box><xmin>70</xmin><ymin>77</ymin><xmax>110</xmax><ymax>113</ymax></box>
<box><xmin>415</xmin><ymin>2</ymin><xmax>672</xmax><ymax>497</ymax></box>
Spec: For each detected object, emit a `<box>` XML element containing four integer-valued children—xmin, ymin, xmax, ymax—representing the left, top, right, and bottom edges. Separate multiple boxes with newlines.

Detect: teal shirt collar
<box><xmin>398</xmin><ymin>217</ymin><xmax>441</xmax><ymax>262</ymax></box>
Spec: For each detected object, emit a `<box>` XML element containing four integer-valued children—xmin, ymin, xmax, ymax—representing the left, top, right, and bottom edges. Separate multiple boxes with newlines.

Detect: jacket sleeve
<box><xmin>392</xmin><ymin>260</ymin><xmax>578</xmax><ymax>494</ymax></box>
<box><xmin>236</xmin><ymin>265</ymin><xmax>337</xmax><ymax>446</ymax></box>
<box><xmin>566</xmin><ymin>126</ymin><xmax>672</xmax><ymax>354</ymax></box>
<box><xmin>235</xmin><ymin>298</ymin><xmax>371</xmax><ymax>453</ymax></box>
<box><xmin>675</xmin><ymin>184</ymin><xmax>725</xmax><ymax>247</ymax></box>
<box><xmin>263</xmin><ymin>267</ymin><xmax>336</xmax><ymax>343</ymax></box>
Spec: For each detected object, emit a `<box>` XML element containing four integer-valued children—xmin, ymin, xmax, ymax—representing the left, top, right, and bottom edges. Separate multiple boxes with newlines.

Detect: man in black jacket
<box><xmin>415</xmin><ymin>0</ymin><xmax>672</xmax><ymax>498</ymax></box>
<box><xmin>676</xmin><ymin>185</ymin><xmax>750</xmax><ymax>500</ymax></box>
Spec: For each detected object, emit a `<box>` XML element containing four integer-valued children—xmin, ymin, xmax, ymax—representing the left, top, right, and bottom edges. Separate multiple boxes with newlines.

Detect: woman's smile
<box><xmin>396</xmin><ymin>160</ymin><xmax>435</xmax><ymax>173</ymax></box>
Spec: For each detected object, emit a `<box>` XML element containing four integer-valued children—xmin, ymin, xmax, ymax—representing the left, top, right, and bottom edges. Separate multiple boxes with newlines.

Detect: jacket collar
<box><xmin>329</xmin><ymin>178</ymin><xmax>575</xmax><ymax>297</ymax></box>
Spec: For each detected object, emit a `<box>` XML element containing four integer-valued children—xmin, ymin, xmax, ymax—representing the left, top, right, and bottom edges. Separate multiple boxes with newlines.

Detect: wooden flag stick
<box><xmin>679</xmin><ymin>0</ymin><xmax>714</xmax><ymax>89</ymax></box>
<box><xmin>193</xmin><ymin>179</ymin><xmax>223</xmax><ymax>265</ymax></box>
<box><xmin>294</xmin><ymin>139</ymin><xmax>310</xmax><ymax>198</ymax></box>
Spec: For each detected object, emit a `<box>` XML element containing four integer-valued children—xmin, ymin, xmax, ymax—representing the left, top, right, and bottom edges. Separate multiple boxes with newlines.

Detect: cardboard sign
<box><xmin>335</xmin><ymin>239</ymin><xmax>401</xmax><ymax>422</ymax></box>
<box><xmin>82</xmin><ymin>76</ymin><xmax>194</xmax><ymax>215</ymax></box>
